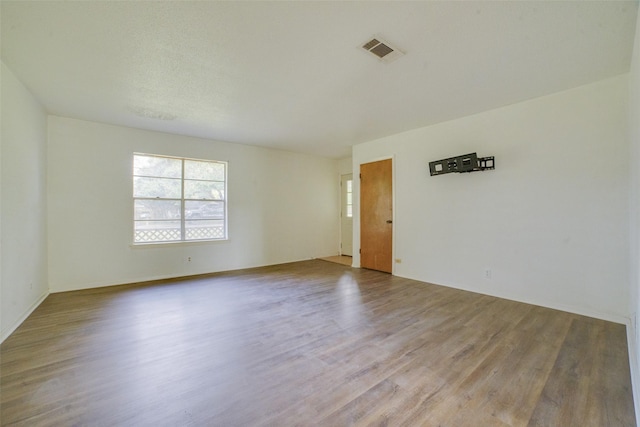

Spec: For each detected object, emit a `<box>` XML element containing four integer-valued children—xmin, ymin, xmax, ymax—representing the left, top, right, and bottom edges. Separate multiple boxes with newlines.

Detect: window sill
<box><xmin>130</xmin><ymin>239</ymin><xmax>229</xmax><ymax>248</ymax></box>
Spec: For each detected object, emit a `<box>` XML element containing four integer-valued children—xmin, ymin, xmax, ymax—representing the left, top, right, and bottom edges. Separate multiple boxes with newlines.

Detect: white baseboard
<box><xmin>394</xmin><ymin>272</ymin><xmax>629</xmax><ymax>324</ymax></box>
<box><xmin>1</xmin><ymin>291</ymin><xmax>49</xmax><ymax>344</ymax></box>
<box><xmin>49</xmin><ymin>258</ymin><xmax>315</xmax><ymax>293</ymax></box>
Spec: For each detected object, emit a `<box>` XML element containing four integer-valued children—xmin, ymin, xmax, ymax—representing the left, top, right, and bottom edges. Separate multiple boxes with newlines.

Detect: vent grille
<box><xmin>362</xmin><ymin>39</ymin><xmax>381</xmax><ymax>51</ymax></box>
<box><xmin>361</xmin><ymin>36</ymin><xmax>404</xmax><ymax>63</ymax></box>
<box><xmin>370</xmin><ymin>43</ymin><xmax>394</xmax><ymax>59</ymax></box>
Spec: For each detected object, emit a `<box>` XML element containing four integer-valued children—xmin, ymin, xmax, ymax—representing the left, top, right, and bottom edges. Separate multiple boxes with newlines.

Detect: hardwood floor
<box><xmin>0</xmin><ymin>260</ymin><xmax>635</xmax><ymax>426</ymax></box>
<box><xmin>319</xmin><ymin>255</ymin><xmax>353</xmax><ymax>266</ymax></box>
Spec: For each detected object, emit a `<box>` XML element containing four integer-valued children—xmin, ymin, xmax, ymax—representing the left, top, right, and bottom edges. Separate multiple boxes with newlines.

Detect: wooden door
<box><xmin>360</xmin><ymin>159</ymin><xmax>392</xmax><ymax>273</ymax></box>
<box><xmin>340</xmin><ymin>174</ymin><xmax>353</xmax><ymax>256</ymax></box>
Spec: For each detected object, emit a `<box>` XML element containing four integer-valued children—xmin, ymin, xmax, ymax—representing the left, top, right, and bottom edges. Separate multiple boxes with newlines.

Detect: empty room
<box><xmin>2</xmin><ymin>1</ymin><xmax>640</xmax><ymax>426</ymax></box>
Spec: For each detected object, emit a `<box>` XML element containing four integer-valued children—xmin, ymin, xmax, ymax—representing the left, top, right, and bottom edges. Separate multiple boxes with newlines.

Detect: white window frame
<box><xmin>346</xmin><ymin>178</ymin><xmax>353</xmax><ymax>218</ymax></box>
<box><xmin>133</xmin><ymin>153</ymin><xmax>228</xmax><ymax>244</ymax></box>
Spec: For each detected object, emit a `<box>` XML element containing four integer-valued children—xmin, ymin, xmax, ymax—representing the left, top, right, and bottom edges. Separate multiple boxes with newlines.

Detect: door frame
<box><xmin>353</xmin><ymin>155</ymin><xmax>395</xmax><ymax>273</ymax></box>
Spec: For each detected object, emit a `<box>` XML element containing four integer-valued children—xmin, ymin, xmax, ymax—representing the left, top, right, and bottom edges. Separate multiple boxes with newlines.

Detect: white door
<box><xmin>340</xmin><ymin>174</ymin><xmax>353</xmax><ymax>256</ymax></box>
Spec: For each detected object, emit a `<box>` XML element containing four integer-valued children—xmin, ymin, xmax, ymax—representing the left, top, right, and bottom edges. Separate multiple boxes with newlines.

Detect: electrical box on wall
<box><xmin>429</xmin><ymin>153</ymin><xmax>495</xmax><ymax>176</ymax></box>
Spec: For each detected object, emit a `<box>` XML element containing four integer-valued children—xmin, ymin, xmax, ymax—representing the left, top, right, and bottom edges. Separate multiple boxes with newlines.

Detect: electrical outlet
<box><xmin>484</xmin><ymin>269</ymin><xmax>492</xmax><ymax>279</ymax></box>
<box><xmin>187</xmin><ymin>257</ymin><xmax>192</xmax><ymax>262</ymax></box>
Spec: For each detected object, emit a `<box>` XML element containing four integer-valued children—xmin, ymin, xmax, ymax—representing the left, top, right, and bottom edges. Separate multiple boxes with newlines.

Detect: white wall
<box><xmin>628</xmin><ymin>5</ymin><xmax>640</xmax><ymax>420</ymax></box>
<box><xmin>47</xmin><ymin>117</ymin><xmax>339</xmax><ymax>291</ymax></box>
<box><xmin>353</xmin><ymin>75</ymin><xmax>630</xmax><ymax>323</ymax></box>
<box><xmin>338</xmin><ymin>157</ymin><xmax>352</xmax><ymax>175</ymax></box>
<box><xmin>1</xmin><ymin>62</ymin><xmax>49</xmax><ymax>341</ymax></box>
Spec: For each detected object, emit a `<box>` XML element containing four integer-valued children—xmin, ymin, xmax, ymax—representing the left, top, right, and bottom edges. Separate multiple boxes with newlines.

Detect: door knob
<box><xmin>386</xmin><ymin>220</ymin><xmax>393</xmax><ymax>224</ymax></box>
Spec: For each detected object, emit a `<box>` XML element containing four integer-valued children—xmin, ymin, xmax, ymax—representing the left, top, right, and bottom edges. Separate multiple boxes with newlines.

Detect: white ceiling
<box><xmin>1</xmin><ymin>1</ymin><xmax>638</xmax><ymax>159</ymax></box>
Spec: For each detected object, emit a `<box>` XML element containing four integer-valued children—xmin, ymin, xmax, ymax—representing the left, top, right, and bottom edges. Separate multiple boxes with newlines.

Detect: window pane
<box><xmin>346</xmin><ymin>179</ymin><xmax>353</xmax><ymax>218</ymax></box>
<box><xmin>134</xmin><ymin>155</ymin><xmax>181</xmax><ymax>178</ymax></box>
<box><xmin>185</xmin><ymin>201</ymin><xmax>224</xmax><ymax>219</ymax></box>
<box><xmin>134</xmin><ymin>220</ymin><xmax>181</xmax><ymax>242</ymax></box>
<box><xmin>134</xmin><ymin>176</ymin><xmax>181</xmax><ymax>198</ymax></box>
<box><xmin>134</xmin><ymin>199</ymin><xmax>181</xmax><ymax>220</ymax></box>
<box><xmin>184</xmin><ymin>180</ymin><xmax>225</xmax><ymax>200</ymax></box>
<box><xmin>133</xmin><ymin>153</ymin><xmax>228</xmax><ymax>244</ymax></box>
<box><xmin>186</xmin><ymin>219</ymin><xmax>225</xmax><ymax>240</ymax></box>
<box><xmin>184</xmin><ymin>160</ymin><xmax>225</xmax><ymax>181</ymax></box>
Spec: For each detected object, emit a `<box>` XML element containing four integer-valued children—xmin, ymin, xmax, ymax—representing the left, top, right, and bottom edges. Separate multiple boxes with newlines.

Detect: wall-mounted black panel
<box><xmin>429</xmin><ymin>153</ymin><xmax>495</xmax><ymax>176</ymax></box>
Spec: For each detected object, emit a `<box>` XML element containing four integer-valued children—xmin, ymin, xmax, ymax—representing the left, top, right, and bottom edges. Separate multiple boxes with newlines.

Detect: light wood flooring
<box><xmin>319</xmin><ymin>255</ymin><xmax>353</xmax><ymax>266</ymax></box>
<box><xmin>0</xmin><ymin>260</ymin><xmax>635</xmax><ymax>426</ymax></box>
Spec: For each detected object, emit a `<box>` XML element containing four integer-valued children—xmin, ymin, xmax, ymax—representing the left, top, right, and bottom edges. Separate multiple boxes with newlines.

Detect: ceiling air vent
<box><xmin>361</xmin><ymin>36</ymin><xmax>404</xmax><ymax>63</ymax></box>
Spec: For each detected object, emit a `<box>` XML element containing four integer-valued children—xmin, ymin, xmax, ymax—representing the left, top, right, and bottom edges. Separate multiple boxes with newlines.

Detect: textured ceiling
<box><xmin>1</xmin><ymin>1</ymin><xmax>638</xmax><ymax>158</ymax></box>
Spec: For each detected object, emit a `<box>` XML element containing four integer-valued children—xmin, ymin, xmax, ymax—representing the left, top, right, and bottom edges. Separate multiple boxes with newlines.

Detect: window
<box><xmin>133</xmin><ymin>153</ymin><xmax>227</xmax><ymax>243</ymax></box>
<box><xmin>346</xmin><ymin>179</ymin><xmax>353</xmax><ymax>218</ymax></box>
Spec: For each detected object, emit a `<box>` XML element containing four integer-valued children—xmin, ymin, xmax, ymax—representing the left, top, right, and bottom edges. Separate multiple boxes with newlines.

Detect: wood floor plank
<box><xmin>529</xmin><ymin>317</ymin><xmax>635</xmax><ymax>427</ymax></box>
<box><xmin>1</xmin><ymin>260</ymin><xmax>635</xmax><ymax>426</ymax></box>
